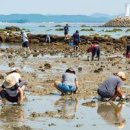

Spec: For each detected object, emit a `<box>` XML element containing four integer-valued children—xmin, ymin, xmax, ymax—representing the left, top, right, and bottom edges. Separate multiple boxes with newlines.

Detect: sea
<box><xmin>0</xmin><ymin>22</ymin><xmax>130</xmax><ymax>38</ymax></box>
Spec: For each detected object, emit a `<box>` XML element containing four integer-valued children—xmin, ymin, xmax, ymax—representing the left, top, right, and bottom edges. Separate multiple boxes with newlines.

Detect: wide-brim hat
<box><xmin>7</xmin><ymin>67</ymin><xmax>20</xmax><ymax>74</ymax></box>
<box><xmin>68</xmin><ymin>67</ymin><xmax>75</xmax><ymax>72</ymax></box>
<box><xmin>66</xmin><ymin>67</ymin><xmax>76</xmax><ymax>74</ymax></box>
<box><xmin>117</xmin><ymin>71</ymin><xmax>126</xmax><ymax>80</ymax></box>
<box><xmin>3</xmin><ymin>75</ymin><xmax>17</xmax><ymax>88</ymax></box>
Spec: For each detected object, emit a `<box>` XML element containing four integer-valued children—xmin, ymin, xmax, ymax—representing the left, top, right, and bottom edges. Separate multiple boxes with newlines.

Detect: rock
<box><xmin>103</xmin><ymin>16</ymin><xmax>130</xmax><ymax>27</ymax></box>
<box><xmin>44</xmin><ymin>63</ymin><xmax>52</xmax><ymax>69</ymax></box>
<box><xmin>12</xmin><ymin>125</ymin><xmax>32</xmax><ymax>130</ymax></box>
<box><xmin>94</xmin><ymin>68</ymin><xmax>103</xmax><ymax>73</ymax></box>
<box><xmin>48</xmin><ymin>123</ymin><xmax>56</xmax><ymax>126</ymax></box>
<box><xmin>8</xmin><ymin>62</ymin><xmax>15</xmax><ymax>67</ymax></box>
<box><xmin>75</xmin><ymin>124</ymin><xmax>83</xmax><ymax>127</ymax></box>
<box><xmin>8</xmin><ymin>55</ymin><xmax>13</xmax><ymax>58</ymax></box>
<box><xmin>5</xmin><ymin>26</ymin><xmax>21</xmax><ymax>31</ymax></box>
<box><xmin>30</xmin><ymin>112</ymin><xmax>41</xmax><ymax>118</ymax></box>
<box><xmin>78</xmin><ymin>67</ymin><xmax>82</xmax><ymax>72</ymax></box>
<box><xmin>82</xmin><ymin>101</ymin><xmax>96</xmax><ymax>107</ymax></box>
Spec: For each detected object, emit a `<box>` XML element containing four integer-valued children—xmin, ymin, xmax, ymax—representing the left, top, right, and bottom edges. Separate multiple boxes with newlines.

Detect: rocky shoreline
<box><xmin>0</xmin><ymin>27</ymin><xmax>130</xmax><ymax>48</ymax></box>
<box><xmin>103</xmin><ymin>16</ymin><xmax>130</xmax><ymax>27</ymax></box>
<box><xmin>0</xmin><ymin>26</ymin><xmax>130</xmax><ymax>99</ymax></box>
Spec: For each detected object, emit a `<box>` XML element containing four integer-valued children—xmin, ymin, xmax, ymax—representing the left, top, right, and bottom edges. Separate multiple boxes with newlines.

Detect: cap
<box><xmin>68</xmin><ymin>67</ymin><xmax>75</xmax><ymax>72</ymax></box>
<box><xmin>65</xmin><ymin>67</ymin><xmax>75</xmax><ymax>74</ymax></box>
<box><xmin>76</xmin><ymin>30</ymin><xmax>79</xmax><ymax>33</ymax></box>
<box><xmin>117</xmin><ymin>71</ymin><xmax>126</xmax><ymax>80</ymax></box>
<box><xmin>3</xmin><ymin>75</ymin><xmax>17</xmax><ymax>88</ymax></box>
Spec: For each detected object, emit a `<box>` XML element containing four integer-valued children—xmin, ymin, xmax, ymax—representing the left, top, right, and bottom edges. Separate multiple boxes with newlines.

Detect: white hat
<box><xmin>3</xmin><ymin>75</ymin><xmax>17</xmax><ymax>88</ymax></box>
<box><xmin>7</xmin><ymin>67</ymin><xmax>20</xmax><ymax>74</ymax></box>
<box><xmin>117</xmin><ymin>72</ymin><xmax>126</xmax><ymax>80</ymax></box>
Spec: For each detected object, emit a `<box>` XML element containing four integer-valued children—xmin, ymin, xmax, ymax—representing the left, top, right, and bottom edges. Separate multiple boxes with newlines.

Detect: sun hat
<box><xmin>68</xmin><ymin>67</ymin><xmax>75</xmax><ymax>72</ymax></box>
<box><xmin>66</xmin><ymin>67</ymin><xmax>75</xmax><ymax>74</ymax></box>
<box><xmin>117</xmin><ymin>71</ymin><xmax>126</xmax><ymax>80</ymax></box>
<box><xmin>10</xmin><ymin>67</ymin><xmax>20</xmax><ymax>72</ymax></box>
<box><xmin>6</xmin><ymin>67</ymin><xmax>21</xmax><ymax>75</ymax></box>
<box><xmin>3</xmin><ymin>75</ymin><xmax>17</xmax><ymax>89</ymax></box>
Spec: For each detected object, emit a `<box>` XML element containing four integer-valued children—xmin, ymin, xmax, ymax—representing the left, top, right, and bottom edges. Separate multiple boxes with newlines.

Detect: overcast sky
<box><xmin>0</xmin><ymin>0</ymin><xmax>130</xmax><ymax>15</ymax></box>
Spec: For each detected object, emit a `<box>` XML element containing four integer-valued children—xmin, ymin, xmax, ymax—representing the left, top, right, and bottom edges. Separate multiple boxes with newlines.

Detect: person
<box><xmin>97</xmin><ymin>72</ymin><xmax>126</xmax><ymax>101</ymax></box>
<box><xmin>54</xmin><ymin>67</ymin><xmax>79</xmax><ymax>95</ymax></box>
<box><xmin>0</xmin><ymin>68</ymin><xmax>28</xmax><ymax>105</ymax></box>
<box><xmin>126</xmin><ymin>43</ymin><xmax>130</xmax><ymax>58</ymax></box>
<box><xmin>87</xmin><ymin>42</ymin><xmax>100</xmax><ymax>61</ymax></box>
<box><xmin>73</xmin><ymin>30</ymin><xmax>80</xmax><ymax>52</ymax></box>
<box><xmin>45</xmin><ymin>34</ymin><xmax>51</xmax><ymax>44</ymax></box>
<box><xmin>64</xmin><ymin>24</ymin><xmax>69</xmax><ymax>40</ymax></box>
<box><xmin>21</xmin><ymin>31</ymin><xmax>31</xmax><ymax>55</ymax></box>
<box><xmin>97</xmin><ymin>102</ymin><xmax>125</xmax><ymax>129</ymax></box>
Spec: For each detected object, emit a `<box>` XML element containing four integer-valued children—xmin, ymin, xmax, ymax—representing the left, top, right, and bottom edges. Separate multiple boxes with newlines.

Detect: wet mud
<box><xmin>0</xmin><ymin>43</ymin><xmax>130</xmax><ymax>130</ymax></box>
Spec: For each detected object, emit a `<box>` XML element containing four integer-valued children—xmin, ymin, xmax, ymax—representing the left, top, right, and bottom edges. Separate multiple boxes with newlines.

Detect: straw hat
<box><xmin>3</xmin><ymin>75</ymin><xmax>17</xmax><ymax>89</ymax></box>
<box><xmin>6</xmin><ymin>67</ymin><xmax>20</xmax><ymax>74</ymax></box>
<box><xmin>117</xmin><ymin>71</ymin><xmax>126</xmax><ymax>80</ymax></box>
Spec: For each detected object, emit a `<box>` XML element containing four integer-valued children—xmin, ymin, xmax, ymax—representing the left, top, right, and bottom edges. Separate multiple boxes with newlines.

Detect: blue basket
<box><xmin>69</xmin><ymin>42</ymin><xmax>74</xmax><ymax>47</ymax></box>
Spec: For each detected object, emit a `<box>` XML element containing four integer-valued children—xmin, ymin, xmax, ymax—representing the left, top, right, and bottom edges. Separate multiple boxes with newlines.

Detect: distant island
<box><xmin>0</xmin><ymin>13</ymin><xmax>115</xmax><ymax>23</ymax></box>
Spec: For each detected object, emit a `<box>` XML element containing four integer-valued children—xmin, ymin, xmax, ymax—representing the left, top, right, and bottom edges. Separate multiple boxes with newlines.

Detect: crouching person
<box><xmin>54</xmin><ymin>68</ymin><xmax>79</xmax><ymax>95</ymax></box>
<box><xmin>97</xmin><ymin>72</ymin><xmax>126</xmax><ymax>101</ymax></box>
<box><xmin>0</xmin><ymin>68</ymin><xmax>27</xmax><ymax>105</ymax></box>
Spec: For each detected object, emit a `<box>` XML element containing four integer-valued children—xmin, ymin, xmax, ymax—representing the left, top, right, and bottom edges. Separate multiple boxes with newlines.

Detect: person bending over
<box><xmin>54</xmin><ymin>68</ymin><xmax>79</xmax><ymax>95</ymax></box>
<box><xmin>97</xmin><ymin>72</ymin><xmax>126</xmax><ymax>101</ymax></box>
<box><xmin>87</xmin><ymin>42</ymin><xmax>100</xmax><ymax>61</ymax></box>
<box><xmin>0</xmin><ymin>68</ymin><xmax>27</xmax><ymax>105</ymax></box>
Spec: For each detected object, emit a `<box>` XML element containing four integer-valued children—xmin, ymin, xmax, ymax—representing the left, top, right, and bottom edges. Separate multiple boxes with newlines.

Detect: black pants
<box><xmin>126</xmin><ymin>45</ymin><xmax>130</xmax><ymax>55</ymax></box>
<box><xmin>0</xmin><ymin>90</ymin><xmax>19</xmax><ymax>102</ymax></box>
<box><xmin>92</xmin><ymin>47</ymin><xmax>100</xmax><ymax>61</ymax></box>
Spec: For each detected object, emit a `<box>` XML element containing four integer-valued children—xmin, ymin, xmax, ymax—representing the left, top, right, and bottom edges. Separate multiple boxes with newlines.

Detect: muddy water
<box><xmin>0</xmin><ymin>94</ymin><xmax>130</xmax><ymax>130</ymax></box>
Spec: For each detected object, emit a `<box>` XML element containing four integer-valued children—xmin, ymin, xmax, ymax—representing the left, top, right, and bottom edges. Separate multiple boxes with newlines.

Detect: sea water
<box><xmin>0</xmin><ymin>22</ymin><xmax>130</xmax><ymax>38</ymax></box>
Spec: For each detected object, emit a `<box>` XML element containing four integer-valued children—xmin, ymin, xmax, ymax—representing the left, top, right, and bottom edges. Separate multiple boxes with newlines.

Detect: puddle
<box><xmin>0</xmin><ymin>93</ymin><xmax>130</xmax><ymax>130</ymax></box>
<box><xmin>22</xmin><ymin>65</ymin><xmax>35</xmax><ymax>73</ymax></box>
<box><xmin>0</xmin><ymin>43</ymin><xmax>20</xmax><ymax>49</ymax></box>
<box><xmin>123</xmin><ymin>85</ymin><xmax>130</xmax><ymax>89</ymax></box>
<box><xmin>0</xmin><ymin>65</ymin><xmax>10</xmax><ymax>71</ymax></box>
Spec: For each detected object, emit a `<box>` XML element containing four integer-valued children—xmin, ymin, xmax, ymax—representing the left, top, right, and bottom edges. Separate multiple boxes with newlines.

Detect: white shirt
<box><xmin>21</xmin><ymin>32</ymin><xmax>28</xmax><ymax>43</ymax></box>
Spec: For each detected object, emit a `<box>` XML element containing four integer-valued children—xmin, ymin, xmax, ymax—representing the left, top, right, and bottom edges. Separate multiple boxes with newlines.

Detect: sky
<box><xmin>0</xmin><ymin>0</ymin><xmax>130</xmax><ymax>15</ymax></box>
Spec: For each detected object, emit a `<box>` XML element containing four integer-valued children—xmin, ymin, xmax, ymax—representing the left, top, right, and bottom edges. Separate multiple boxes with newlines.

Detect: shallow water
<box><xmin>0</xmin><ymin>44</ymin><xmax>130</xmax><ymax>130</ymax></box>
<box><xmin>0</xmin><ymin>22</ymin><xmax>130</xmax><ymax>38</ymax></box>
<box><xmin>0</xmin><ymin>43</ymin><xmax>20</xmax><ymax>49</ymax></box>
<box><xmin>0</xmin><ymin>94</ymin><xmax>130</xmax><ymax>130</ymax></box>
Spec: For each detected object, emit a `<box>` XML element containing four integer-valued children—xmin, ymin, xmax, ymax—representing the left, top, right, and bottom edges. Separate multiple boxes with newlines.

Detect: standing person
<box><xmin>0</xmin><ymin>68</ymin><xmax>28</xmax><ymax>105</ymax></box>
<box><xmin>87</xmin><ymin>42</ymin><xmax>100</xmax><ymax>61</ymax></box>
<box><xmin>126</xmin><ymin>43</ymin><xmax>130</xmax><ymax>58</ymax></box>
<box><xmin>54</xmin><ymin>67</ymin><xmax>79</xmax><ymax>95</ymax></box>
<box><xmin>64</xmin><ymin>24</ymin><xmax>69</xmax><ymax>40</ymax></box>
<box><xmin>45</xmin><ymin>34</ymin><xmax>51</xmax><ymax>44</ymax></box>
<box><xmin>73</xmin><ymin>30</ymin><xmax>80</xmax><ymax>52</ymax></box>
<box><xmin>97</xmin><ymin>72</ymin><xmax>126</xmax><ymax>101</ymax></box>
<box><xmin>21</xmin><ymin>31</ymin><xmax>31</xmax><ymax>55</ymax></box>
